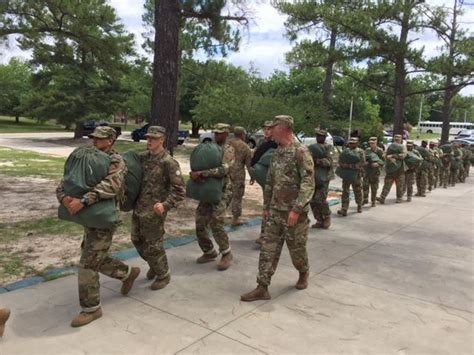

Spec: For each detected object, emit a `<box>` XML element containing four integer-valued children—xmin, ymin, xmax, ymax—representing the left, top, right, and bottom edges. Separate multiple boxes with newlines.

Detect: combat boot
<box><xmin>322</xmin><ymin>217</ymin><xmax>331</xmax><ymax>229</ymax></box>
<box><xmin>196</xmin><ymin>250</ymin><xmax>218</xmax><ymax>264</ymax></box>
<box><xmin>217</xmin><ymin>252</ymin><xmax>233</xmax><ymax>271</ymax></box>
<box><xmin>395</xmin><ymin>198</ymin><xmax>403</xmax><ymax>203</ymax></box>
<box><xmin>357</xmin><ymin>205</ymin><xmax>362</xmax><ymax>213</ymax></box>
<box><xmin>337</xmin><ymin>209</ymin><xmax>347</xmax><ymax>217</ymax></box>
<box><xmin>0</xmin><ymin>308</ymin><xmax>10</xmax><ymax>337</ymax></box>
<box><xmin>407</xmin><ymin>196</ymin><xmax>412</xmax><ymax>202</ymax></box>
<box><xmin>151</xmin><ymin>275</ymin><xmax>170</xmax><ymax>290</ymax></box>
<box><xmin>362</xmin><ymin>199</ymin><xmax>368</xmax><ymax>205</ymax></box>
<box><xmin>311</xmin><ymin>221</ymin><xmax>323</xmax><ymax>229</ymax></box>
<box><xmin>295</xmin><ymin>271</ymin><xmax>309</xmax><ymax>290</ymax></box>
<box><xmin>371</xmin><ymin>201</ymin><xmax>376</xmax><ymax>207</ymax></box>
<box><xmin>231</xmin><ymin>217</ymin><xmax>244</xmax><ymax>226</ymax></box>
<box><xmin>240</xmin><ymin>285</ymin><xmax>271</xmax><ymax>302</ymax></box>
<box><xmin>146</xmin><ymin>268</ymin><xmax>156</xmax><ymax>280</ymax></box>
<box><xmin>376</xmin><ymin>197</ymin><xmax>385</xmax><ymax>204</ymax></box>
<box><xmin>70</xmin><ymin>308</ymin><xmax>102</xmax><ymax>328</ymax></box>
<box><xmin>121</xmin><ymin>267</ymin><xmax>140</xmax><ymax>295</ymax></box>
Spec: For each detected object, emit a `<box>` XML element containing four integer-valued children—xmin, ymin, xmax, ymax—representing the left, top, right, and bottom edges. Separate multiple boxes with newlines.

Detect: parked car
<box><xmin>455</xmin><ymin>129</ymin><xmax>474</xmax><ymax>140</ymax></box>
<box><xmin>199</xmin><ymin>131</ymin><xmax>257</xmax><ymax>148</ymax></box>
<box><xmin>297</xmin><ymin>132</ymin><xmax>334</xmax><ymax>146</ymax></box>
<box><xmin>131</xmin><ymin>124</ymin><xmax>189</xmax><ymax>145</ymax></box>
<box><xmin>332</xmin><ymin>135</ymin><xmax>346</xmax><ymax>146</ymax></box>
<box><xmin>80</xmin><ymin>121</ymin><xmax>122</xmax><ymax>137</ymax></box>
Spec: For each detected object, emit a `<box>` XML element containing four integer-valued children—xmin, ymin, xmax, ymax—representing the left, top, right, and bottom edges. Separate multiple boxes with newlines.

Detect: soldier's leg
<box><xmin>210</xmin><ymin>192</ymin><xmax>232</xmax><ymax>255</ymax></box>
<box><xmin>433</xmin><ymin>167</ymin><xmax>438</xmax><ymax>188</ymax></box>
<box><xmin>395</xmin><ymin>173</ymin><xmax>405</xmax><ymax>201</ymax></box>
<box><xmin>428</xmin><ymin>168</ymin><xmax>433</xmax><ymax>191</ymax></box>
<box><xmin>353</xmin><ymin>179</ymin><xmax>363</xmax><ymax>208</ymax></box>
<box><xmin>195</xmin><ymin>202</ymin><xmax>216</xmax><ymax>254</ymax></box>
<box><xmin>319</xmin><ymin>182</ymin><xmax>331</xmax><ymax>225</ymax></box>
<box><xmin>257</xmin><ymin>211</ymin><xmax>285</xmax><ymax>287</ymax></box>
<box><xmin>131</xmin><ymin>214</ymin><xmax>148</xmax><ymax>261</ymax></box>
<box><xmin>419</xmin><ymin>171</ymin><xmax>428</xmax><ymax>195</ymax></box>
<box><xmin>137</xmin><ymin>217</ymin><xmax>169</xmax><ymax>280</ymax></box>
<box><xmin>285</xmin><ymin>212</ymin><xmax>309</xmax><ymax>274</ymax></box>
<box><xmin>231</xmin><ymin>180</ymin><xmax>245</xmax><ymax>220</ymax></box>
<box><xmin>363</xmin><ymin>177</ymin><xmax>370</xmax><ymax>203</ymax></box>
<box><xmin>370</xmin><ymin>175</ymin><xmax>379</xmax><ymax>204</ymax></box>
<box><xmin>379</xmin><ymin>175</ymin><xmax>393</xmax><ymax>200</ymax></box>
<box><xmin>459</xmin><ymin>165</ymin><xmax>465</xmax><ymax>182</ymax></box>
<box><xmin>340</xmin><ymin>179</ymin><xmax>350</xmax><ymax>211</ymax></box>
<box><xmin>406</xmin><ymin>172</ymin><xmax>413</xmax><ymax>200</ymax></box>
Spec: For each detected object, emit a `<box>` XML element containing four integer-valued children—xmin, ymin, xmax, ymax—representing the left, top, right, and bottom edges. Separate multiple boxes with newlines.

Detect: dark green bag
<box><xmin>451</xmin><ymin>150</ymin><xmax>462</xmax><ymax>170</ymax></box>
<box><xmin>309</xmin><ymin>144</ymin><xmax>330</xmax><ymax>184</ymax></box>
<box><xmin>405</xmin><ymin>151</ymin><xmax>423</xmax><ymax>169</ymax></box>
<box><xmin>308</xmin><ymin>144</ymin><xmax>326</xmax><ymax>159</ymax></box>
<box><xmin>440</xmin><ymin>144</ymin><xmax>452</xmax><ymax>154</ymax></box>
<box><xmin>336</xmin><ymin>148</ymin><xmax>360</xmax><ymax>182</ymax></box>
<box><xmin>120</xmin><ymin>150</ymin><xmax>143</xmax><ymax>212</ymax></box>
<box><xmin>385</xmin><ymin>143</ymin><xmax>404</xmax><ymax>174</ymax></box>
<box><xmin>58</xmin><ymin>146</ymin><xmax>118</xmax><ymax>229</ymax></box>
<box><xmin>186</xmin><ymin>142</ymin><xmax>224</xmax><ymax>203</ymax></box>
<box><xmin>249</xmin><ymin>148</ymin><xmax>275</xmax><ymax>188</ymax></box>
<box><xmin>365</xmin><ymin>152</ymin><xmax>383</xmax><ymax>177</ymax></box>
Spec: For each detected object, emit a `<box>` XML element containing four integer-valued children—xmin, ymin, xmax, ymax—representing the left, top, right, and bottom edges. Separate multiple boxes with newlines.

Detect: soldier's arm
<box><xmin>56</xmin><ymin>179</ymin><xmax>66</xmax><ymax>203</ymax></box>
<box><xmin>245</xmin><ymin>145</ymin><xmax>253</xmax><ymax>173</ymax></box>
<box><xmin>263</xmin><ymin>164</ymin><xmax>274</xmax><ymax>211</ymax></box>
<box><xmin>293</xmin><ymin>148</ymin><xmax>315</xmax><ymax>214</ymax></box>
<box><xmin>162</xmin><ymin>159</ymin><xmax>185</xmax><ymax>212</ymax></box>
<box><xmin>83</xmin><ymin>153</ymin><xmax>126</xmax><ymax>205</ymax></box>
<box><xmin>316</xmin><ymin>146</ymin><xmax>333</xmax><ymax>167</ymax></box>
<box><xmin>200</xmin><ymin>145</ymin><xmax>234</xmax><ymax>178</ymax></box>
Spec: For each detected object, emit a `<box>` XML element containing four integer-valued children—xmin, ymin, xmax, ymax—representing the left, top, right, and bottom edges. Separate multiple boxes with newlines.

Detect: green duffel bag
<box><xmin>186</xmin><ymin>178</ymin><xmax>223</xmax><ymax>204</ymax></box>
<box><xmin>405</xmin><ymin>151</ymin><xmax>423</xmax><ymax>169</ymax></box>
<box><xmin>190</xmin><ymin>142</ymin><xmax>223</xmax><ymax>171</ymax></box>
<box><xmin>309</xmin><ymin>144</ymin><xmax>330</xmax><ymax>184</ymax></box>
<box><xmin>336</xmin><ymin>148</ymin><xmax>361</xmax><ymax>182</ymax></box>
<box><xmin>308</xmin><ymin>143</ymin><xmax>326</xmax><ymax>159</ymax></box>
<box><xmin>386</xmin><ymin>143</ymin><xmax>404</xmax><ymax>155</ymax></box>
<box><xmin>249</xmin><ymin>148</ymin><xmax>275</xmax><ymax>188</ymax></box>
<box><xmin>440</xmin><ymin>144</ymin><xmax>452</xmax><ymax>154</ymax></box>
<box><xmin>335</xmin><ymin>166</ymin><xmax>358</xmax><ymax>182</ymax></box>
<box><xmin>365</xmin><ymin>152</ymin><xmax>383</xmax><ymax>177</ymax></box>
<box><xmin>120</xmin><ymin>150</ymin><xmax>143</xmax><ymax>212</ymax></box>
<box><xmin>385</xmin><ymin>143</ymin><xmax>404</xmax><ymax>174</ymax></box>
<box><xmin>58</xmin><ymin>146</ymin><xmax>118</xmax><ymax>229</ymax></box>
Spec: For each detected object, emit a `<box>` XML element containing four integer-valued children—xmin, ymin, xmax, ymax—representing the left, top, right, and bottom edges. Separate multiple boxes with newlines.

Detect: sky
<box><xmin>2</xmin><ymin>0</ymin><xmax>473</xmax><ymax>95</ymax></box>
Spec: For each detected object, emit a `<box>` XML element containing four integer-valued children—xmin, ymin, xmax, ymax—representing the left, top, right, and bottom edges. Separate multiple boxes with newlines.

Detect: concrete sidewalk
<box><xmin>1</xmin><ymin>180</ymin><xmax>473</xmax><ymax>354</ymax></box>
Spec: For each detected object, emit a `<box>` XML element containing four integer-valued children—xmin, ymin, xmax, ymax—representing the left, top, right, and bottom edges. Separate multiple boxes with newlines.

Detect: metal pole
<box><xmin>464</xmin><ymin>110</ymin><xmax>467</xmax><ymax>123</ymax></box>
<box><xmin>417</xmin><ymin>94</ymin><xmax>424</xmax><ymax>139</ymax></box>
<box><xmin>348</xmin><ymin>82</ymin><xmax>354</xmax><ymax>140</ymax></box>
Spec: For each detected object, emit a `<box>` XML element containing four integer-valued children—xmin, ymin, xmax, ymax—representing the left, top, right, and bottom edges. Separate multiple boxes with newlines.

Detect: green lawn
<box><xmin>0</xmin><ymin>116</ymin><xmax>68</xmax><ymax>133</ymax></box>
<box><xmin>411</xmin><ymin>132</ymin><xmax>441</xmax><ymax>141</ymax></box>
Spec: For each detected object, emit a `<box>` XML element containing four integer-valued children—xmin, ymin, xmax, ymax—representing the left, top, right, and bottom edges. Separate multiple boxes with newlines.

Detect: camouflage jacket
<box><xmin>56</xmin><ymin>148</ymin><xmax>126</xmax><ymax>206</ymax></box>
<box><xmin>264</xmin><ymin>141</ymin><xmax>315</xmax><ymax>214</ymax></box>
<box><xmin>462</xmin><ymin>147</ymin><xmax>472</xmax><ymax>163</ymax></box>
<box><xmin>228</xmin><ymin>138</ymin><xmax>252</xmax><ymax>181</ymax></box>
<box><xmin>134</xmin><ymin>150</ymin><xmax>185</xmax><ymax>217</ymax></box>
<box><xmin>313</xmin><ymin>142</ymin><xmax>335</xmax><ymax>180</ymax></box>
<box><xmin>200</xmin><ymin>141</ymin><xmax>235</xmax><ymax>188</ymax></box>
<box><xmin>340</xmin><ymin>147</ymin><xmax>366</xmax><ymax>170</ymax></box>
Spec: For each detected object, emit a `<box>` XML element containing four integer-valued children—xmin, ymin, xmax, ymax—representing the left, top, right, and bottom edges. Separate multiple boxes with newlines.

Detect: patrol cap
<box><xmin>406</xmin><ymin>140</ymin><xmax>414</xmax><ymax>146</ymax></box>
<box><xmin>145</xmin><ymin>125</ymin><xmax>166</xmax><ymax>138</ymax></box>
<box><xmin>348</xmin><ymin>137</ymin><xmax>359</xmax><ymax>144</ymax></box>
<box><xmin>269</xmin><ymin>115</ymin><xmax>294</xmax><ymax>129</ymax></box>
<box><xmin>368</xmin><ymin>136</ymin><xmax>378</xmax><ymax>142</ymax></box>
<box><xmin>213</xmin><ymin>123</ymin><xmax>231</xmax><ymax>133</ymax></box>
<box><xmin>314</xmin><ymin>128</ymin><xmax>327</xmax><ymax>136</ymax></box>
<box><xmin>234</xmin><ymin>126</ymin><xmax>247</xmax><ymax>135</ymax></box>
<box><xmin>262</xmin><ymin>120</ymin><xmax>274</xmax><ymax>128</ymax></box>
<box><xmin>394</xmin><ymin>134</ymin><xmax>402</xmax><ymax>140</ymax></box>
<box><xmin>88</xmin><ymin>126</ymin><xmax>117</xmax><ymax>140</ymax></box>
<box><xmin>428</xmin><ymin>141</ymin><xmax>435</xmax><ymax>146</ymax></box>
<box><xmin>421</xmin><ymin>139</ymin><xmax>428</xmax><ymax>144</ymax></box>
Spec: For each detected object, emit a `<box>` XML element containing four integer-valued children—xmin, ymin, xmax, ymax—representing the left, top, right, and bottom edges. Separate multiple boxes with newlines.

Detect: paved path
<box><xmin>1</xmin><ymin>177</ymin><xmax>473</xmax><ymax>354</ymax></box>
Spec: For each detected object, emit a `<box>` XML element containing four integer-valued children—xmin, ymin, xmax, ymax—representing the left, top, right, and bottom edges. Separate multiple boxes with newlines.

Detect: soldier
<box><xmin>404</xmin><ymin>140</ymin><xmax>421</xmax><ymax>202</ymax></box>
<box><xmin>240</xmin><ymin>115</ymin><xmax>314</xmax><ymax>302</ymax></box>
<box><xmin>309</xmin><ymin>129</ymin><xmax>334</xmax><ymax>229</ymax></box>
<box><xmin>461</xmin><ymin>143</ymin><xmax>472</xmax><ymax>179</ymax></box>
<box><xmin>251</xmin><ymin>121</ymin><xmax>278</xmax><ymax>245</ymax></box>
<box><xmin>337</xmin><ymin>137</ymin><xmax>365</xmax><ymax>216</ymax></box>
<box><xmin>377</xmin><ymin>134</ymin><xmax>406</xmax><ymax>204</ymax></box>
<box><xmin>0</xmin><ymin>308</ymin><xmax>10</xmax><ymax>337</ymax></box>
<box><xmin>363</xmin><ymin>137</ymin><xmax>384</xmax><ymax>207</ymax></box>
<box><xmin>450</xmin><ymin>142</ymin><xmax>463</xmax><ymax>186</ymax></box>
<box><xmin>229</xmin><ymin>126</ymin><xmax>252</xmax><ymax>226</ymax></box>
<box><xmin>191</xmin><ymin>123</ymin><xmax>235</xmax><ymax>270</ymax></box>
<box><xmin>415</xmin><ymin>140</ymin><xmax>431</xmax><ymax>197</ymax></box>
<box><xmin>440</xmin><ymin>146</ymin><xmax>452</xmax><ymax>188</ymax></box>
<box><xmin>428</xmin><ymin>141</ymin><xmax>440</xmax><ymax>189</ymax></box>
<box><xmin>132</xmin><ymin>126</ymin><xmax>185</xmax><ymax>290</ymax></box>
<box><xmin>57</xmin><ymin>126</ymin><xmax>140</xmax><ymax>327</ymax></box>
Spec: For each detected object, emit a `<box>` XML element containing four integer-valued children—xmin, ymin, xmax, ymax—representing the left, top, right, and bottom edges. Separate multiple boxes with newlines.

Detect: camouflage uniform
<box><xmin>440</xmin><ymin>151</ymin><xmax>452</xmax><ymax>188</ymax></box>
<box><xmin>430</xmin><ymin>145</ymin><xmax>441</xmax><ymax>189</ymax></box>
<box><xmin>340</xmin><ymin>145</ymin><xmax>365</xmax><ymax>211</ymax></box>
<box><xmin>462</xmin><ymin>146</ymin><xmax>471</xmax><ymax>179</ymax></box>
<box><xmin>57</xmin><ymin>146</ymin><xmax>130</xmax><ymax>313</ymax></box>
<box><xmin>415</xmin><ymin>146</ymin><xmax>432</xmax><ymax>196</ymax></box>
<box><xmin>450</xmin><ymin>146</ymin><xmax>463</xmax><ymax>186</ymax></box>
<box><xmin>363</xmin><ymin>143</ymin><xmax>384</xmax><ymax>205</ymax></box>
<box><xmin>427</xmin><ymin>145</ymin><xmax>439</xmax><ymax>190</ymax></box>
<box><xmin>132</xmin><ymin>148</ymin><xmax>185</xmax><ymax>282</ymax></box>
<box><xmin>379</xmin><ymin>142</ymin><xmax>407</xmax><ymax>202</ymax></box>
<box><xmin>195</xmin><ymin>138</ymin><xmax>235</xmax><ymax>256</ymax></box>
<box><xmin>228</xmin><ymin>133</ymin><xmax>252</xmax><ymax>221</ymax></box>
<box><xmin>258</xmin><ymin>138</ymin><xmax>314</xmax><ymax>287</ymax></box>
<box><xmin>403</xmin><ymin>143</ymin><xmax>421</xmax><ymax>201</ymax></box>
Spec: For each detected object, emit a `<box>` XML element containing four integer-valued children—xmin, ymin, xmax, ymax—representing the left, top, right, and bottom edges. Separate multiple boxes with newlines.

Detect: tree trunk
<box><xmin>322</xmin><ymin>27</ymin><xmax>337</xmax><ymax>109</ymax></box>
<box><xmin>15</xmin><ymin>115</ymin><xmax>19</xmax><ymax>124</ymax></box>
<box><xmin>191</xmin><ymin>120</ymin><xmax>201</xmax><ymax>138</ymax></box>
<box><xmin>151</xmin><ymin>0</ymin><xmax>181</xmax><ymax>154</ymax></box>
<box><xmin>74</xmin><ymin>121</ymin><xmax>83</xmax><ymax>139</ymax></box>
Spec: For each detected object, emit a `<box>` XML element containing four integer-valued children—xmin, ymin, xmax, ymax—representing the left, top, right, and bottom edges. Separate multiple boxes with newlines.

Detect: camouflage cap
<box><xmin>145</xmin><ymin>125</ymin><xmax>166</xmax><ymax>138</ymax></box>
<box><xmin>421</xmin><ymin>139</ymin><xmax>428</xmax><ymax>144</ymax></box>
<box><xmin>314</xmin><ymin>128</ymin><xmax>327</xmax><ymax>136</ymax></box>
<box><xmin>368</xmin><ymin>136</ymin><xmax>378</xmax><ymax>142</ymax></box>
<box><xmin>406</xmin><ymin>140</ymin><xmax>414</xmax><ymax>146</ymax></box>
<box><xmin>263</xmin><ymin>120</ymin><xmax>274</xmax><ymax>128</ymax></box>
<box><xmin>269</xmin><ymin>115</ymin><xmax>294</xmax><ymax>129</ymax></box>
<box><xmin>89</xmin><ymin>126</ymin><xmax>117</xmax><ymax>140</ymax></box>
<box><xmin>234</xmin><ymin>126</ymin><xmax>247</xmax><ymax>135</ymax></box>
<box><xmin>213</xmin><ymin>123</ymin><xmax>231</xmax><ymax>133</ymax></box>
<box><xmin>348</xmin><ymin>137</ymin><xmax>359</xmax><ymax>144</ymax></box>
<box><xmin>394</xmin><ymin>134</ymin><xmax>403</xmax><ymax>140</ymax></box>
<box><xmin>428</xmin><ymin>141</ymin><xmax>435</xmax><ymax>145</ymax></box>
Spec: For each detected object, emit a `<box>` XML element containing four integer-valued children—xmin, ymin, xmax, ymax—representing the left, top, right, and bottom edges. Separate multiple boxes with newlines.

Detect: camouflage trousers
<box><xmin>464</xmin><ymin>163</ymin><xmax>470</xmax><ymax>178</ymax></box>
<box><xmin>196</xmin><ymin>186</ymin><xmax>232</xmax><ymax>255</ymax></box>
<box><xmin>310</xmin><ymin>181</ymin><xmax>331</xmax><ymax>223</ymax></box>
<box><xmin>79</xmin><ymin>226</ymin><xmax>130</xmax><ymax>312</ymax></box>
<box><xmin>440</xmin><ymin>165</ymin><xmax>450</xmax><ymax>187</ymax></box>
<box><xmin>341</xmin><ymin>178</ymin><xmax>363</xmax><ymax>210</ymax></box>
<box><xmin>416</xmin><ymin>170</ymin><xmax>428</xmax><ymax>195</ymax></box>
<box><xmin>131</xmin><ymin>213</ymin><xmax>169</xmax><ymax>280</ymax></box>
<box><xmin>428</xmin><ymin>167</ymin><xmax>438</xmax><ymax>190</ymax></box>
<box><xmin>458</xmin><ymin>165</ymin><xmax>466</xmax><ymax>183</ymax></box>
<box><xmin>257</xmin><ymin>209</ymin><xmax>309</xmax><ymax>287</ymax></box>
<box><xmin>363</xmin><ymin>173</ymin><xmax>380</xmax><ymax>203</ymax></box>
<box><xmin>380</xmin><ymin>171</ymin><xmax>405</xmax><ymax>200</ymax></box>
<box><xmin>449</xmin><ymin>168</ymin><xmax>459</xmax><ymax>186</ymax></box>
<box><xmin>404</xmin><ymin>170</ymin><xmax>416</xmax><ymax>198</ymax></box>
<box><xmin>230</xmin><ymin>179</ymin><xmax>245</xmax><ymax>219</ymax></box>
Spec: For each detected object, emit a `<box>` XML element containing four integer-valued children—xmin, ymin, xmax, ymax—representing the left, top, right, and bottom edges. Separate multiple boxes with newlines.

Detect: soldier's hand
<box><xmin>262</xmin><ymin>210</ymin><xmax>270</xmax><ymax>222</ymax></box>
<box><xmin>371</xmin><ymin>163</ymin><xmax>379</xmax><ymax>168</ymax></box>
<box><xmin>67</xmin><ymin>198</ymin><xmax>84</xmax><ymax>215</ymax></box>
<box><xmin>153</xmin><ymin>202</ymin><xmax>165</xmax><ymax>216</ymax></box>
<box><xmin>62</xmin><ymin>196</ymin><xmax>73</xmax><ymax>208</ymax></box>
<box><xmin>287</xmin><ymin>211</ymin><xmax>299</xmax><ymax>227</ymax></box>
<box><xmin>249</xmin><ymin>178</ymin><xmax>255</xmax><ymax>185</ymax></box>
<box><xmin>190</xmin><ymin>171</ymin><xmax>202</xmax><ymax>182</ymax></box>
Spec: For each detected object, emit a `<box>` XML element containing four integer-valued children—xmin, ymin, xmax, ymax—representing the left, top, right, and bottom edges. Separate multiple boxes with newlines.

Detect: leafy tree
<box><xmin>0</xmin><ymin>58</ymin><xmax>31</xmax><ymax>123</ymax></box>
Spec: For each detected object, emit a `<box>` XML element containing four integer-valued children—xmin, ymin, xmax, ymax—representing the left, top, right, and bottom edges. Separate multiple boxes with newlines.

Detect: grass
<box><xmin>412</xmin><ymin>132</ymin><xmax>441</xmax><ymax>141</ymax></box>
<box><xmin>0</xmin><ymin>116</ymin><xmax>68</xmax><ymax>134</ymax></box>
<box><xmin>0</xmin><ymin>147</ymin><xmax>65</xmax><ymax>179</ymax></box>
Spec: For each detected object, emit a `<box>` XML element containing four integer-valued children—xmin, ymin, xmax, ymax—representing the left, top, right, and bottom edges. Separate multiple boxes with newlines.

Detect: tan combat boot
<box><xmin>151</xmin><ymin>275</ymin><xmax>170</xmax><ymax>291</ymax></box>
<box><xmin>337</xmin><ymin>209</ymin><xmax>347</xmax><ymax>217</ymax></box>
<box><xmin>146</xmin><ymin>268</ymin><xmax>156</xmax><ymax>280</ymax></box>
<box><xmin>322</xmin><ymin>216</ymin><xmax>331</xmax><ymax>229</ymax></box>
<box><xmin>295</xmin><ymin>271</ymin><xmax>309</xmax><ymax>290</ymax></box>
<box><xmin>395</xmin><ymin>198</ymin><xmax>403</xmax><ymax>203</ymax></box>
<box><xmin>311</xmin><ymin>221</ymin><xmax>323</xmax><ymax>229</ymax></box>
<box><xmin>196</xmin><ymin>250</ymin><xmax>218</xmax><ymax>264</ymax></box>
<box><xmin>70</xmin><ymin>308</ymin><xmax>102</xmax><ymax>328</ymax></box>
<box><xmin>376</xmin><ymin>197</ymin><xmax>385</xmax><ymax>204</ymax></box>
<box><xmin>357</xmin><ymin>205</ymin><xmax>362</xmax><ymax>213</ymax></box>
<box><xmin>217</xmin><ymin>252</ymin><xmax>233</xmax><ymax>271</ymax></box>
<box><xmin>0</xmin><ymin>308</ymin><xmax>10</xmax><ymax>337</ymax></box>
<box><xmin>240</xmin><ymin>285</ymin><xmax>271</xmax><ymax>302</ymax></box>
<box><xmin>121</xmin><ymin>267</ymin><xmax>141</xmax><ymax>295</ymax></box>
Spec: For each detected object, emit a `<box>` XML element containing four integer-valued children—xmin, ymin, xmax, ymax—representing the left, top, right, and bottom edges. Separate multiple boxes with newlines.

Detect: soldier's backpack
<box><xmin>364</xmin><ymin>151</ymin><xmax>384</xmax><ymax>177</ymax></box>
<box><xmin>249</xmin><ymin>148</ymin><xmax>275</xmax><ymax>188</ymax></box>
<box><xmin>308</xmin><ymin>143</ymin><xmax>331</xmax><ymax>185</ymax></box>
<box><xmin>450</xmin><ymin>149</ymin><xmax>462</xmax><ymax>170</ymax></box>
<box><xmin>58</xmin><ymin>146</ymin><xmax>117</xmax><ymax>229</ymax></box>
<box><xmin>120</xmin><ymin>150</ymin><xmax>143</xmax><ymax>212</ymax></box>
<box><xmin>415</xmin><ymin>146</ymin><xmax>432</xmax><ymax>171</ymax></box>
<box><xmin>439</xmin><ymin>144</ymin><xmax>452</xmax><ymax>154</ymax></box>
<box><xmin>186</xmin><ymin>142</ymin><xmax>224</xmax><ymax>204</ymax></box>
<box><xmin>405</xmin><ymin>151</ymin><xmax>423</xmax><ymax>169</ymax></box>
<box><xmin>335</xmin><ymin>148</ymin><xmax>361</xmax><ymax>182</ymax></box>
<box><xmin>384</xmin><ymin>143</ymin><xmax>404</xmax><ymax>174</ymax></box>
